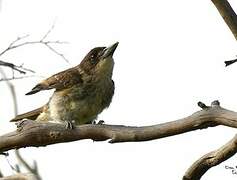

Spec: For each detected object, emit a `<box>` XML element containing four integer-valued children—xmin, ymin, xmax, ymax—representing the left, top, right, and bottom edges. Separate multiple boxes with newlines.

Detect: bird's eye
<box><xmin>90</xmin><ymin>55</ymin><xmax>97</xmax><ymax>64</ymax></box>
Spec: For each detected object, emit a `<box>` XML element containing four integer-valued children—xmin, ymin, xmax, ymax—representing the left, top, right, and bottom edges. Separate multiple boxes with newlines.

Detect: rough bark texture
<box><xmin>1</xmin><ymin>101</ymin><xmax>237</xmax><ymax>180</ymax></box>
<box><xmin>0</xmin><ymin>101</ymin><xmax>236</xmax><ymax>149</ymax></box>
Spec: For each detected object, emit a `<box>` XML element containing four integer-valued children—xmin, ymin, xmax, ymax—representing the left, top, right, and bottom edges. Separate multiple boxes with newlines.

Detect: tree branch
<box><xmin>211</xmin><ymin>0</ymin><xmax>237</xmax><ymax>40</ymax></box>
<box><xmin>0</xmin><ymin>75</ymin><xmax>35</xmax><ymax>82</ymax></box>
<box><xmin>0</xmin><ymin>23</ymin><xmax>69</xmax><ymax>82</ymax></box>
<box><xmin>0</xmin><ymin>60</ymin><xmax>34</xmax><ymax>74</ymax></box>
<box><xmin>1</xmin><ymin>100</ymin><xmax>237</xmax><ymax>180</ymax></box>
<box><xmin>0</xmin><ymin>100</ymin><xmax>237</xmax><ymax>152</ymax></box>
<box><xmin>0</xmin><ymin>26</ymin><xmax>68</xmax><ymax>62</ymax></box>
<box><xmin>183</xmin><ymin>133</ymin><xmax>237</xmax><ymax>180</ymax></box>
<box><xmin>211</xmin><ymin>0</ymin><xmax>237</xmax><ymax>66</ymax></box>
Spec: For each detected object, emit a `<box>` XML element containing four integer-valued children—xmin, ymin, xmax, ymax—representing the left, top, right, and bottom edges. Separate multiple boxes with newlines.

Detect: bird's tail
<box><xmin>225</xmin><ymin>59</ymin><xmax>237</xmax><ymax>67</ymax></box>
<box><xmin>10</xmin><ymin>106</ymin><xmax>44</xmax><ymax>122</ymax></box>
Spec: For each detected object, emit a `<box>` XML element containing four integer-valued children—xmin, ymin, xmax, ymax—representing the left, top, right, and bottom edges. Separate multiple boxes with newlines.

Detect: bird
<box><xmin>11</xmin><ymin>42</ymin><xmax>119</xmax><ymax>128</ymax></box>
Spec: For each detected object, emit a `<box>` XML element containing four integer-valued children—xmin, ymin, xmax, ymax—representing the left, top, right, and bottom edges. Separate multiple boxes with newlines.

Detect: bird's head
<box><xmin>80</xmin><ymin>42</ymin><xmax>119</xmax><ymax>77</ymax></box>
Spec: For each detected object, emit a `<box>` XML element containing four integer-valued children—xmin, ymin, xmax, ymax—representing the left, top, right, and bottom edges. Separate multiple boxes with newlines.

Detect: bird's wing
<box><xmin>10</xmin><ymin>106</ymin><xmax>44</xmax><ymax>122</ymax></box>
<box><xmin>26</xmin><ymin>67</ymin><xmax>83</xmax><ymax>95</ymax></box>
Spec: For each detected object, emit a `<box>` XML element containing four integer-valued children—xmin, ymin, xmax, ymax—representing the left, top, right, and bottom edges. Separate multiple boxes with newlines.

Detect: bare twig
<box><xmin>0</xmin><ymin>25</ymin><xmax>69</xmax><ymax>62</ymax></box>
<box><xmin>0</xmin><ymin>35</ymin><xmax>29</xmax><ymax>57</ymax></box>
<box><xmin>15</xmin><ymin>151</ymin><xmax>41</xmax><ymax>180</ymax></box>
<box><xmin>40</xmin><ymin>22</ymin><xmax>55</xmax><ymax>41</ymax></box>
<box><xmin>0</xmin><ymin>60</ymin><xmax>34</xmax><ymax>74</ymax></box>
<box><xmin>43</xmin><ymin>42</ymin><xmax>68</xmax><ymax>62</ymax></box>
<box><xmin>0</xmin><ymin>25</ymin><xmax>69</xmax><ymax>80</ymax></box>
<box><xmin>0</xmin><ymin>75</ymin><xmax>35</xmax><ymax>82</ymax></box>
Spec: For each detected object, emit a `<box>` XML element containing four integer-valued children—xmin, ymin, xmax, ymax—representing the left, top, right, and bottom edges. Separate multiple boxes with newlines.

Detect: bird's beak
<box><xmin>102</xmin><ymin>42</ymin><xmax>119</xmax><ymax>58</ymax></box>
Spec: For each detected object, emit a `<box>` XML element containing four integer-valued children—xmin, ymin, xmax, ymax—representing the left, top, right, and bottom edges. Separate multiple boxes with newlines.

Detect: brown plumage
<box><xmin>25</xmin><ymin>67</ymin><xmax>83</xmax><ymax>95</ymax></box>
<box><xmin>11</xmin><ymin>106</ymin><xmax>44</xmax><ymax>122</ymax></box>
<box><xmin>11</xmin><ymin>42</ymin><xmax>119</xmax><ymax>126</ymax></box>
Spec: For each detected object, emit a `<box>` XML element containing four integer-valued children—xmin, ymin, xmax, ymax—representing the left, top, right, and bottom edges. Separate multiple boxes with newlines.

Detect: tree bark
<box><xmin>0</xmin><ymin>101</ymin><xmax>236</xmax><ymax>152</ymax></box>
<box><xmin>211</xmin><ymin>0</ymin><xmax>237</xmax><ymax>40</ymax></box>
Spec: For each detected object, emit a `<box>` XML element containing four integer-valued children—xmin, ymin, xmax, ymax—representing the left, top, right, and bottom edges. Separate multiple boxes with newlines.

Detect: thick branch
<box><xmin>211</xmin><ymin>0</ymin><xmax>237</xmax><ymax>40</ymax></box>
<box><xmin>1</xmin><ymin>101</ymin><xmax>237</xmax><ymax>153</ymax></box>
<box><xmin>183</xmin><ymin>133</ymin><xmax>237</xmax><ymax>180</ymax></box>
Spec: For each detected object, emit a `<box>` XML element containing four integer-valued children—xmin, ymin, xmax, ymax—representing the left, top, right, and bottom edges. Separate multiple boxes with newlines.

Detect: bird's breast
<box><xmin>48</xmin><ymin>78</ymin><xmax>114</xmax><ymax>125</ymax></box>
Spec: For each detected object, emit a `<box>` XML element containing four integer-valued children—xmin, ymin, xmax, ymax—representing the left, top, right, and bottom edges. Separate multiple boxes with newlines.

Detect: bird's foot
<box><xmin>16</xmin><ymin>119</ymin><xmax>33</xmax><ymax>131</ymax></box>
<box><xmin>65</xmin><ymin>121</ymin><xmax>75</xmax><ymax>130</ymax></box>
<box><xmin>97</xmin><ymin>120</ymin><xmax>105</xmax><ymax>125</ymax></box>
<box><xmin>16</xmin><ymin>119</ymin><xmax>28</xmax><ymax>128</ymax></box>
<box><xmin>92</xmin><ymin>120</ymin><xmax>105</xmax><ymax>125</ymax></box>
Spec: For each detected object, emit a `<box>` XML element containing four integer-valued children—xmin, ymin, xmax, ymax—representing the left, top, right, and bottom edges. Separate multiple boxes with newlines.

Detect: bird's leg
<box><xmin>64</xmin><ymin>120</ymin><xmax>75</xmax><ymax>129</ymax></box>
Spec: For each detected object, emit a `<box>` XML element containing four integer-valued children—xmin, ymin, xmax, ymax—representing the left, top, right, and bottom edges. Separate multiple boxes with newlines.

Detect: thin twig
<box><xmin>0</xmin><ymin>75</ymin><xmax>35</xmax><ymax>82</ymax></box>
<box><xmin>0</xmin><ymin>23</ymin><xmax>69</xmax><ymax>81</ymax></box>
<box><xmin>40</xmin><ymin>21</ymin><xmax>55</xmax><ymax>41</ymax></box>
<box><xmin>43</xmin><ymin>42</ymin><xmax>69</xmax><ymax>62</ymax></box>
<box><xmin>0</xmin><ymin>25</ymin><xmax>69</xmax><ymax>62</ymax></box>
<box><xmin>15</xmin><ymin>150</ymin><xmax>41</xmax><ymax>180</ymax></box>
<box><xmin>0</xmin><ymin>60</ymin><xmax>34</xmax><ymax>74</ymax></box>
<box><xmin>0</xmin><ymin>35</ymin><xmax>29</xmax><ymax>57</ymax></box>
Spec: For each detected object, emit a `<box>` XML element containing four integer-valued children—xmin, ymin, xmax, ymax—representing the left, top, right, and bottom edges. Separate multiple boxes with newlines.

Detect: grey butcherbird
<box><xmin>11</xmin><ymin>42</ymin><xmax>119</xmax><ymax>128</ymax></box>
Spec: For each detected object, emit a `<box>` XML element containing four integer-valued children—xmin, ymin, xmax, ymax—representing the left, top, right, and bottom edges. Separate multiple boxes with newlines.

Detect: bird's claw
<box><xmin>16</xmin><ymin>119</ymin><xmax>31</xmax><ymax>131</ymax></box>
<box><xmin>92</xmin><ymin>120</ymin><xmax>105</xmax><ymax>125</ymax></box>
<box><xmin>16</xmin><ymin>119</ymin><xmax>28</xmax><ymax>128</ymax></box>
<box><xmin>97</xmin><ymin>120</ymin><xmax>105</xmax><ymax>125</ymax></box>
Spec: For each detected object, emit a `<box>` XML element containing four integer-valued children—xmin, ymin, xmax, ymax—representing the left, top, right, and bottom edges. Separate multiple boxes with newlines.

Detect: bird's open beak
<box><xmin>102</xmin><ymin>42</ymin><xmax>119</xmax><ymax>58</ymax></box>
